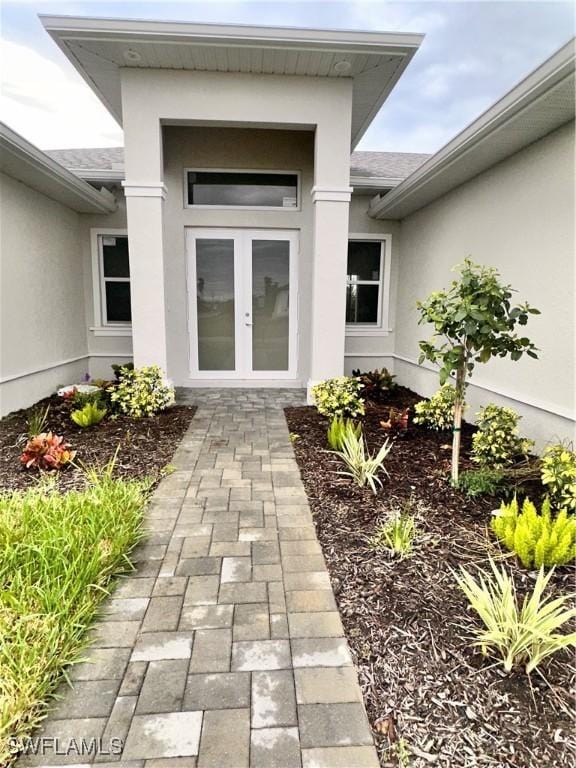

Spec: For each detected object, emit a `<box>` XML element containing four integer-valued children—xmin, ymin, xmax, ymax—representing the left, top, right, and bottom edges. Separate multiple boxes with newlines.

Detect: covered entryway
<box><xmin>186</xmin><ymin>229</ymin><xmax>298</xmax><ymax>380</ymax></box>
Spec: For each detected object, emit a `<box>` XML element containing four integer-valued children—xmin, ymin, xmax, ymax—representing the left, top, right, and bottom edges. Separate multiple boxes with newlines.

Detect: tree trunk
<box><xmin>451</xmin><ymin>365</ymin><xmax>466</xmax><ymax>485</ymax></box>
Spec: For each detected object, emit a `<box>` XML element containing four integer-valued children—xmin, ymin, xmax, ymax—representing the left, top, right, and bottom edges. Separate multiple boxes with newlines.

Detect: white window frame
<box><xmin>90</xmin><ymin>228</ymin><xmax>132</xmax><ymax>337</ymax></box>
<box><xmin>345</xmin><ymin>234</ymin><xmax>392</xmax><ymax>337</ymax></box>
<box><xmin>183</xmin><ymin>168</ymin><xmax>301</xmax><ymax>212</ymax></box>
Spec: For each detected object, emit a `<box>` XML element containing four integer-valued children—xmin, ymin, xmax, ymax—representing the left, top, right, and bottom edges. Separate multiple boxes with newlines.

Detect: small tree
<box><xmin>416</xmin><ymin>259</ymin><xmax>539</xmax><ymax>484</ymax></box>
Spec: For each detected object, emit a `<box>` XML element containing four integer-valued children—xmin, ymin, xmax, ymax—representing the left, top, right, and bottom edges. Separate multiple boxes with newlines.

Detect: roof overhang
<box><xmin>370</xmin><ymin>38</ymin><xmax>576</xmax><ymax>219</ymax></box>
<box><xmin>0</xmin><ymin>123</ymin><xmax>117</xmax><ymax>213</ymax></box>
<box><xmin>40</xmin><ymin>15</ymin><xmax>423</xmax><ymax>148</ymax></box>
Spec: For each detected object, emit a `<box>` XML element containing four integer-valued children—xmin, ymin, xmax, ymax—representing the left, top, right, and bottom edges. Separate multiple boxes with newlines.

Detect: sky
<box><xmin>0</xmin><ymin>0</ymin><xmax>574</xmax><ymax>153</ymax></box>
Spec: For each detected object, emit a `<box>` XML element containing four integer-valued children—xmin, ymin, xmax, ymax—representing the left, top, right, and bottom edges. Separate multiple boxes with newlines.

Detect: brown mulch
<box><xmin>285</xmin><ymin>387</ymin><xmax>575</xmax><ymax>768</ymax></box>
<box><xmin>0</xmin><ymin>394</ymin><xmax>196</xmax><ymax>491</ymax></box>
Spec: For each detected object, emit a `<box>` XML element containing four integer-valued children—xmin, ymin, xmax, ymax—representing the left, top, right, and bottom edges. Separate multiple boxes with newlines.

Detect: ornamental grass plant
<box><xmin>0</xmin><ymin>463</ymin><xmax>148</xmax><ymax>765</ymax></box>
<box><xmin>454</xmin><ymin>559</ymin><xmax>576</xmax><ymax>673</ymax></box>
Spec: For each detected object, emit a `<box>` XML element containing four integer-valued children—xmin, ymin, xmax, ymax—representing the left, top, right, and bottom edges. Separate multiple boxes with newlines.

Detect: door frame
<box><xmin>185</xmin><ymin>227</ymin><xmax>299</xmax><ymax>380</ymax></box>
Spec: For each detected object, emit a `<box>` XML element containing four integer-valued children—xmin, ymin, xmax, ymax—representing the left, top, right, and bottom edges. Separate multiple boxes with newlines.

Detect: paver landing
<box><xmin>19</xmin><ymin>390</ymin><xmax>379</xmax><ymax>768</ymax></box>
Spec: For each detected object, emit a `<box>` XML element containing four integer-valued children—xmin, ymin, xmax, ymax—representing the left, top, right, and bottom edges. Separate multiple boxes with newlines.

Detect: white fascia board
<box><xmin>0</xmin><ymin>122</ymin><xmax>117</xmax><ymax>213</ymax></box>
<box><xmin>39</xmin><ymin>15</ymin><xmax>424</xmax><ymax>52</ymax></box>
<box><xmin>370</xmin><ymin>37</ymin><xmax>576</xmax><ymax>219</ymax></box>
<box><xmin>350</xmin><ymin>175</ymin><xmax>401</xmax><ymax>189</ymax></box>
<box><xmin>70</xmin><ymin>168</ymin><xmax>125</xmax><ymax>183</ymax></box>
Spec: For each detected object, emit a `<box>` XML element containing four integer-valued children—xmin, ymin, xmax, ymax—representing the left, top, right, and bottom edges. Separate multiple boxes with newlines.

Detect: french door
<box><xmin>186</xmin><ymin>229</ymin><xmax>298</xmax><ymax>379</ymax></box>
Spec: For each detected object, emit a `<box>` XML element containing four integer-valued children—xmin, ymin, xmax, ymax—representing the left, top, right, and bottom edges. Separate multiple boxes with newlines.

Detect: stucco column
<box><xmin>120</xmin><ymin>71</ymin><xmax>168</xmax><ymax>374</ymax></box>
<box><xmin>122</xmin><ymin>183</ymin><xmax>168</xmax><ymax>372</ymax></box>
<box><xmin>307</xmin><ymin>185</ymin><xmax>352</xmax><ymax>399</ymax></box>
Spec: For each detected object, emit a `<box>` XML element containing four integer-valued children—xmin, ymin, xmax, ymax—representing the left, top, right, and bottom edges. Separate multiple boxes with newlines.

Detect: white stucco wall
<box><xmin>0</xmin><ymin>172</ymin><xmax>88</xmax><ymax>415</ymax></box>
<box><xmin>162</xmin><ymin>126</ymin><xmax>314</xmax><ymax>386</ymax></box>
<box><xmin>120</xmin><ymin>68</ymin><xmax>354</xmax><ymax>387</ymax></box>
<box><xmin>345</xmin><ymin>194</ymin><xmax>400</xmax><ymax>375</ymax></box>
<box><xmin>79</xmin><ymin>189</ymin><xmax>133</xmax><ymax>379</ymax></box>
<box><xmin>394</xmin><ymin>122</ymin><xmax>575</xmax><ymax>446</ymax></box>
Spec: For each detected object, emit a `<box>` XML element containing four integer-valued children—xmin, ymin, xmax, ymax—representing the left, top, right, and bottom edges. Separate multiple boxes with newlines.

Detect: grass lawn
<box><xmin>0</xmin><ymin>465</ymin><xmax>148</xmax><ymax>765</ymax></box>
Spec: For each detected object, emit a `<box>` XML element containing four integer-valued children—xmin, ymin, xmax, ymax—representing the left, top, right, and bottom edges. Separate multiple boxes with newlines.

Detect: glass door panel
<box><xmin>251</xmin><ymin>240</ymin><xmax>290</xmax><ymax>371</ymax></box>
<box><xmin>196</xmin><ymin>239</ymin><xmax>236</xmax><ymax>371</ymax></box>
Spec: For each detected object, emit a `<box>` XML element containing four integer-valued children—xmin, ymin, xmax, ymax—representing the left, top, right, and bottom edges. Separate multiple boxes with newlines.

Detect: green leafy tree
<box><xmin>416</xmin><ymin>259</ymin><xmax>539</xmax><ymax>484</ymax></box>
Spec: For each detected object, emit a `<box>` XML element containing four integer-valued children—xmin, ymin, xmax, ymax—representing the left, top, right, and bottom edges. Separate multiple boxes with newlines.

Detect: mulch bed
<box><xmin>0</xmin><ymin>394</ymin><xmax>196</xmax><ymax>492</ymax></box>
<box><xmin>285</xmin><ymin>387</ymin><xmax>575</xmax><ymax>768</ymax></box>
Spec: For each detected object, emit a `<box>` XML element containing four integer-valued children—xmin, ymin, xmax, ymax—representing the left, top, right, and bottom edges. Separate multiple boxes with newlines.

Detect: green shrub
<box><xmin>110</xmin><ymin>365</ymin><xmax>175</xmax><ymax>418</ymax></box>
<box><xmin>0</xmin><ymin>467</ymin><xmax>147</xmax><ymax>764</ymax></box>
<box><xmin>491</xmin><ymin>496</ymin><xmax>576</xmax><ymax>568</ymax></box>
<box><xmin>541</xmin><ymin>443</ymin><xmax>576</xmax><ymax>511</ymax></box>
<box><xmin>454</xmin><ymin>558</ymin><xmax>576</xmax><ymax>672</ymax></box>
<box><xmin>71</xmin><ymin>401</ymin><xmax>107</xmax><ymax>428</ymax></box>
<box><xmin>458</xmin><ymin>468</ymin><xmax>505</xmax><ymax>498</ymax></box>
<box><xmin>331</xmin><ymin>430</ymin><xmax>392</xmax><ymax>494</ymax></box>
<box><xmin>112</xmin><ymin>361</ymin><xmax>134</xmax><ymax>380</ymax></box>
<box><xmin>413</xmin><ymin>384</ymin><xmax>459</xmax><ymax>430</ymax></box>
<box><xmin>327</xmin><ymin>416</ymin><xmax>362</xmax><ymax>450</ymax></box>
<box><xmin>471</xmin><ymin>404</ymin><xmax>533</xmax><ymax>468</ymax></box>
<box><xmin>312</xmin><ymin>376</ymin><xmax>365</xmax><ymax>419</ymax></box>
<box><xmin>71</xmin><ymin>389</ymin><xmax>104</xmax><ymax>409</ymax></box>
<box><xmin>370</xmin><ymin>511</ymin><xmax>416</xmax><ymax>558</ymax></box>
<box><xmin>352</xmin><ymin>367</ymin><xmax>396</xmax><ymax>397</ymax></box>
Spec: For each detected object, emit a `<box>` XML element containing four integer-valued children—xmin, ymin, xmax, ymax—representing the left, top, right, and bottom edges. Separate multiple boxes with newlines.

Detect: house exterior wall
<box><xmin>162</xmin><ymin>126</ymin><xmax>314</xmax><ymax>386</ymax></box>
<box><xmin>394</xmin><ymin>121</ymin><xmax>575</xmax><ymax>446</ymax></box>
<box><xmin>119</xmin><ymin>67</ymin><xmax>353</xmax><ymax>388</ymax></box>
<box><xmin>345</xmin><ymin>194</ymin><xmax>400</xmax><ymax>375</ymax></box>
<box><xmin>78</xmin><ymin>189</ymin><xmax>133</xmax><ymax>379</ymax></box>
<box><xmin>0</xmin><ymin>172</ymin><xmax>87</xmax><ymax>415</ymax></box>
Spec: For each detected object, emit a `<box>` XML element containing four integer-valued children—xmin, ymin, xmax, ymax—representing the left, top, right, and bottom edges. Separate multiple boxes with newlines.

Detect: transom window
<box><xmin>346</xmin><ymin>239</ymin><xmax>385</xmax><ymax>326</ymax></box>
<box><xmin>186</xmin><ymin>170</ymin><xmax>298</xmax><ymax>209</ymax></box>
<box><xmin>99</xmin><ymin>235</ymin><xmax>131</xmax><ymax>324</ymax></box>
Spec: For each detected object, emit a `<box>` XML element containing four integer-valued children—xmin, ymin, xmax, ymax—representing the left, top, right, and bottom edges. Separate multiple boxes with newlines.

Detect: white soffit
<box><xmin>0</xmin><ymin>122</ymin><xmax>116</xmax><ymax>213</ymax></box>
<box><xmin>40</xmin><ymin>16</ymin><xmax>423</xmax><ymax>147</ymax></box>
<box><xmin>370</xmin><ymin>39</ymin><xmax>576</xmax><ymax>219</ymax></box>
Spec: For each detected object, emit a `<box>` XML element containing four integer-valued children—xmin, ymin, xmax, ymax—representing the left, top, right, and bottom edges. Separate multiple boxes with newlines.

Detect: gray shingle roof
<box><xmin>350</xmin><ymin>150</ymin><xmax>431</xmax><ymax>179</ymax></box>
<box><xmin>45</xmin><ymin>146</ymin><xmax>431</xmax><ymax>181</ymax></box>
<box><xmin>45</xmin><ymin>147</ymin><xmax>125</xmax><ymax>171</ymax></box>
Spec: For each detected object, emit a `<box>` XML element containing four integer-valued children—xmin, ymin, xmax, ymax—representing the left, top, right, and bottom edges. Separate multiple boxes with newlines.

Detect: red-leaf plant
<box><xmin>20</xmin><ymin>432</ymin><xmax>76</xmax><ymax>471</ymax></box>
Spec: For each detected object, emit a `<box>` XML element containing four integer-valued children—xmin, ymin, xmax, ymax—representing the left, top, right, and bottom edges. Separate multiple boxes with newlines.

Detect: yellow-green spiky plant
<box><xmin>491</xmin><ymin>497</ymin><xmax>576</xmax><ymax>569</ymax></box>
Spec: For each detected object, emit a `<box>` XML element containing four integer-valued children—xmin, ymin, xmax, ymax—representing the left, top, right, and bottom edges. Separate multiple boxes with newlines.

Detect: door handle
<box><xmin>245</xmin><ymin>321</ymin><xmax>253</xmax><ymax>326</ymax></box>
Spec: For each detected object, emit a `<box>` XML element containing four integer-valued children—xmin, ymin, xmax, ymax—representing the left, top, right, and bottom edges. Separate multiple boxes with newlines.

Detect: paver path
<box><xmin>21</xmin><ymin>390</ymin><xmax>379</xmax><ymax>768</ymax></box>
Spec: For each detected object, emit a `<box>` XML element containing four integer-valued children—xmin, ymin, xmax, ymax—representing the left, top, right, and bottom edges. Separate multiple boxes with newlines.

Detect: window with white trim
<box><xmin>99</xmin><ymin>234</ymin><xmax>131</xmax><ymax>324</ymax></box>
<box><xmin>346</xmin><ymin>239</ymin><xmax>385</xmax><ymax>326</ymax></box>
<box><xmin>185</xmin><ymin>170</ymin><xmax>299</xmax><ymax>209</ymax></box>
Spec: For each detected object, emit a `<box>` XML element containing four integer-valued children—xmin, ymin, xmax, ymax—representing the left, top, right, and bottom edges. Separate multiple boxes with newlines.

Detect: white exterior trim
<box><xmin>121</xmin><ymin>182</ymin><xmax>167</xmax><ymax>199</ymax></box>
<box><xmin>183</xmin><ymin>168</ymin><xmax>301</xmax><ymax>211</ymax></box>
<box><xmin>0</xmin><ymin>354</ymin><xmax>89</xmax><ymax>384</ymax></box>
<box><xmin>90</xmin><ymin>326</ymin><xmax>133</xmax><ymax>337</ymax></box>
<box><xmin>345</xmin><ymin>233</ymin><xmax>392</xmax><ymax>334</ymax></box>
<box><xmin>185</xmin><ymin>228</ymin><xmax>299</xmax><ymax>381</ymax></box>
<box><xmin>311</xmin><ymin>186</ymin><xmax>353</xmax><ymax>203</ymax></box>
<box><xmin>90</xmin><ymin>228</ymin><xmax>130</xmax><ymax>332</ymax></box>
<box><xmin>342</xmin><ymin>351</ymin><xmax>574</xmax><ymax>422</ymax></box>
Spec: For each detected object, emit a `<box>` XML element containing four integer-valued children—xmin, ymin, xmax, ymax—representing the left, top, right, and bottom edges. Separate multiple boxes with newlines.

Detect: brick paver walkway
<box><xmin>21</xmin><ymin>390</ymin><xmax>379</xmax><ymax>768</ymax></box>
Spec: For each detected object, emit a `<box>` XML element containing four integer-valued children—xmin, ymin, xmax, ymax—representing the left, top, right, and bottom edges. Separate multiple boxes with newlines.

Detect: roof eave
<box><xmin>370</xmin><ymin>37</ymin><xmax>576</xmax><ymax>219</ymax></box>
<box><xmin>39</xmin><ymin>16</ymin><xmax>423</xmax><ymax>146</ymax></box>
<box><xmin>0</xmin><ymin>123</ymin><xmax>117</xmax><ymax>214</ymax></box>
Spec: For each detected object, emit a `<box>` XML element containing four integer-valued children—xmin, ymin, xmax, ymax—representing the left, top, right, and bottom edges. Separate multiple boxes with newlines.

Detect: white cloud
<box><xmin>417</xmin><ymin>57</ymin><xmax>492</xmax><ymax>100</ymax></box>
<box><xmin>0</xmin><ymin>39</ymin><xmax>123</xmax><ymax>149</ymax></box>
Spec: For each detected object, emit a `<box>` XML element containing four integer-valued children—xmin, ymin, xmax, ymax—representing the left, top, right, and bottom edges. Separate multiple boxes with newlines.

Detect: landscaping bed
<box><xmin>285</xmin><ymin>387</ymin><xmax>575</xmax><ymax>768</ymax></box>
<box><xmin>0</xmin><ymin>373</ymin><xmax>196</xmax><ymax>765</ymax></box>
<box><xmin>0</xmin><ymin>394</ymin><xmax>196</xmax><ymax>491</ymax></box>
